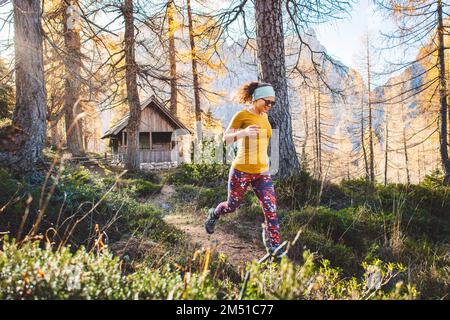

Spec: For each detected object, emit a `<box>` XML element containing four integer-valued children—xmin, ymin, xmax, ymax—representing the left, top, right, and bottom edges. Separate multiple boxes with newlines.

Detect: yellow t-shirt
<box><xmin>228</xmin><ymin>109</ymin><xmax>272</xmax><ymax>174</ymax></box>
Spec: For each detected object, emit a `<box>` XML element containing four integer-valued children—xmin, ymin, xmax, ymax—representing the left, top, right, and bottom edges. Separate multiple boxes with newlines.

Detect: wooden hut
<box><xmin>101</xmin><ymin>96</ymin><xmax>192</xmax><ymax>165</ymax></box>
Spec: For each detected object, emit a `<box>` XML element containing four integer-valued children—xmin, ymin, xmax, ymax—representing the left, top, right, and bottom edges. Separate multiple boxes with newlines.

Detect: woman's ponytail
<box><xmin>237</xmin><ymin>81</ymin><xmax>274</xmax><ymax>104</ymax></box>
<box><xmin>237</xmin><ymin>81</ymin><xmax>260</xmax><ymax>104</ymax></box>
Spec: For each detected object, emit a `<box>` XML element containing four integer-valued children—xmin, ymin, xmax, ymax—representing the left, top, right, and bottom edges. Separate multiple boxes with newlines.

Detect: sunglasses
<box><xmin>261</xmin><ymin>99</ymin><xmax>275</xmax><ymax>108</ymax></box>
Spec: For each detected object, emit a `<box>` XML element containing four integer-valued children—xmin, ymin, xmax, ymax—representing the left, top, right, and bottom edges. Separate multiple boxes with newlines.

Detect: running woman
<box><xmin>204</xmin><ymin>81</ymin><xmax>286</xmax><ymax>258</ymax></box>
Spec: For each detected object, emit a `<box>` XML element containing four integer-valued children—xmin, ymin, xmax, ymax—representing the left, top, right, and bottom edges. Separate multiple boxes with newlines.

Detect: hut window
<box><xmin>139</xmin><ymin>132</ymin><xmax>151</xmax><ymax>149</ymax></box>
<box><xmin>152</xmin><ymin>132</ymin><xmax>172</xmax><ymax>151</ymax></box>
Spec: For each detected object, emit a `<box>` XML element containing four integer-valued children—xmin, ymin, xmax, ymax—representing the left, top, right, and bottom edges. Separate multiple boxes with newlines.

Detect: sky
<box><xmin>315</xmin><ymin>0</ymin><xmax>385</xmax><ymax>70</ymax></box>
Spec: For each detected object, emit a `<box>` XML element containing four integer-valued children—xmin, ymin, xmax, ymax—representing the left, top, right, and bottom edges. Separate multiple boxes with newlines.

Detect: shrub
<box><xmin>274</xmin><ymin>171</ymin><xmax>349</xmax><ymax>210</ymax></box>
<box><xmin>0</xmin><ymin>238</ymin><xmax>129</xmax><ymax>299</ymax></box>
<box><xmin>174</xmin><ymin>184</ymin><xmax>201</xmax><ymax>204</ymax></box>
<box><xmin>102</xmin><ymin>177</ymin><xmax>162</xmax><ymax>197</ymax></box>
<box><xmin>0</xmin><ymin>238</ymin><xmax>418</xmax><ymax>300</ymax></box>
<box><xmin>0</xmin><ymin>165</ymin><xmax>170</xmax><ymax>251</ymax></box>
<box><xmin>167</xmin><ymin>163</ymin><xmax>229</xmax><ymax>187</ymax></box>
<box><xmin>0</xmin><ymin>237</ymin><xmax>231</xmax><ymax>300</ymax></box>
<box><xmin>280</xmin><ymin>206</ymin><xmax>381</xmax><ymax>254</ymax></box>
<box><xmin>133</xmin><ymin>179</ymin><xmax>162</xmax><ymax>197</ymax></box>
<box><xmin>242</xmin><ymin>250</ymin><xmax>417</xmax><ymax>300</ymax></box>
<box><xmin>197</xmin><ymin>187</ymin><xmax>227</xmax><ymax>209</ymax></box>
<box><xmin>421</xmin><ymin>169</ymin><xmax>446</xmax><ymax>189</ymax></box>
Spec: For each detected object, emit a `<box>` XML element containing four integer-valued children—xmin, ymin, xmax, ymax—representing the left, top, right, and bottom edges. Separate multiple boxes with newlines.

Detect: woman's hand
<box><xmin>223</xmin><ymin>125</ymin><xmax>261</xmax><ymax>145</ymax></box>
<box><xmin>244</xmin><ymin>125</ymin><xmax>261</xmax><ymax>137</ymax></box>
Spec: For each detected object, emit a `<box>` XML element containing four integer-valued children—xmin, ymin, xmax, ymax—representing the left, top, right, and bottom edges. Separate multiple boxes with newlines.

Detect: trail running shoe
<box><xmin>204</xmin><ymin>208</ymin><xmax>219</xmax><ymax>234</ymax></box>
<box><xmin>262</xmin><ymin>227</ymin><xmax>287</xmax><ymax>259</ymax></box>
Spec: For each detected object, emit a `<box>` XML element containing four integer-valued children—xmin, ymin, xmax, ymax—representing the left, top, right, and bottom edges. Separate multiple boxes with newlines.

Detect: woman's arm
<box><xmin>223</xmin><ymin>125</ymin><xmax>260</xmax><ymax>145</ymax></box>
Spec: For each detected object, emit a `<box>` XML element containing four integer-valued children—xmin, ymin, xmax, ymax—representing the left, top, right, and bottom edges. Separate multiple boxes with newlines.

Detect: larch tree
<box><xmin>0</xmin><ymin>0</ymin><xmax>47</xmax><ymax>172</ymax></box>
<box><xmin>365</xmin><ymin>34</ymin><xmax>376</xmax><ymax>184</ymax></box>
<box><xmin>63</xmin><ymin>0</ymin><xmax>85</xmax><ymax>156</ymax></box>
<box><xmin>186</xmin><ymin>0</ymin><xmax>202</xmax><ymax>141</ymax></box>
<box><xmin>122</xmin><ymin>0</ymin><xmax>141</xmax><ymax>171</ymax></box>
<box><xmin>253</xmin><ymin>0</ymin><xmax>299</xmax><ymax>177</ymax></box>
<box><xmin>374</xmin><ymin>0</ymin><xmax>450</xmax><ymax>184</ymax></box>
<box><xmin>197</xmin><ymin>0</ymin><xmax>354</xmax><ymax>178</ymax></box>
<box><xmin>360</xmin><ymin>94</ymin><xmax>370</xmax><ymax>182</ymax></box>
<box><xmin>42</xmin><ymin>0</ymin><xmax>119</xmax><ymax>154</ymax></box>
<box><xmin>352</xmin><ymin>31</ymin><xmax>379</xmax><ymax>184</ymax></box>
<box><xmin>0</xmin><ymin>58</ymin><xmax>14</xmax><ymax>120</ymax></box>
<box><xmin>167</xmin><ymin>0</ymin><xmax>178</xmax><ymax>115</ymax></box>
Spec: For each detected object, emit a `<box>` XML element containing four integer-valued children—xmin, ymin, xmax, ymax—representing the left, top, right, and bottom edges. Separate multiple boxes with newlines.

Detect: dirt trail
<box><xmin>153</xmin><ymin>184</ymin><xmax>267</xmax><ymax>268</ymax></box>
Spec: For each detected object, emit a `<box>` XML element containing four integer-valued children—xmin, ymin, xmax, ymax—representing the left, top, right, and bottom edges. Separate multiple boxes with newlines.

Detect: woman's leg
<box><xmin>251</xmin><ymin>174</ymin><xmax>280</xmax><ymax>247</ymax></box>
<box><xmin>214</xmin><ymin>167</ymin><xmax>251</xmax><ymax>217</ymax></box>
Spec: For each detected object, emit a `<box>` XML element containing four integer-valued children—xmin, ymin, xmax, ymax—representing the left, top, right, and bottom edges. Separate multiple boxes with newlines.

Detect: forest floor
<box><xmin>149</xmin><ymin>183</ymin><xmax>267</xmax><ymax>269</ymax></box>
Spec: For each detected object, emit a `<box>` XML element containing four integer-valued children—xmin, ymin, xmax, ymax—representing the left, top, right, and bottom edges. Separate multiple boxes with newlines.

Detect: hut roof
<box><xmin>101</xmin><ymin>96</ymin><xmax>192</xmax><ymax>139</ymax></box>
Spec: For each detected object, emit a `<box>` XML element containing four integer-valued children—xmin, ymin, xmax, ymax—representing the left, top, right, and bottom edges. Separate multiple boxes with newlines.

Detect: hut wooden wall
<box><xmin>139</xmin><ymin>105</ymin><xmax>174</xmax><ymax>132</ymax></box>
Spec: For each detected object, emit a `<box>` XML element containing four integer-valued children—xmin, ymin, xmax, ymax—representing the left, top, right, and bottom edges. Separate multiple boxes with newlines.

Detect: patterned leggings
<box><xmin>214</xmin><ymin>167</ymin><xmax>280</xmax><ymax>247</ymax></box>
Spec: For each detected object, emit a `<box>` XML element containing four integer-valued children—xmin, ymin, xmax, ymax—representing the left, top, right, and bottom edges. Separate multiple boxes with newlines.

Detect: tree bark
<box><xmin>0</xmin><ymin>0</ymin><xmax>47</xmax><ymax>172</ymax></box>
<box><xmin>168</xmin><ymin>0</ymin><xmax>178</xmax><ymax>116</ymax></box>
<box><xmin>49</xmin><ymin>94</ymin><xmax>62</xmax><ymax>147</ymax></box>
<box><xmin>366</xmin><ymin>37</ymin><xmax>375</xmax><ymax>183</ymax></box>
<box><xmin>401</xmin><ymin>101</ymin><xmax>410</xmax><ymax>184</ymax></box>
<box><xmin>361</xmin><ymin>96</ymin><xmax>369</xmax><ymax>183</ymax></box>
<box><xmin>316</xmin><ymin>78</ymin><xmax>322</xmax><ymax>178</ymax></box>
<box><xmin>403</xmin><ymin>127</ymin><xmax>410</xmax><ymax>184</ymax></box>
<box><xmin>62</xmin><ymin>0</ymin><xmax>84</xmax><ymax>157</ymax></box>
<box><xmin>123</xmin><ymin>0</ymin><xmax>141</xmax><ymax>171</ymax></box>
<box><xmin>300</xmin><ymin>87</ymin><xmax>309</xmax><ymax>168</ymax></box>
<box><xmin>254</xmin><ymin>0</ymin><xmax>300</xmax><ymax>178</ymax></box>
<box><xmin>384</xmin><ymin>108</ymin><xmax>389</xmax><ymax>186</ymax></box>
<box><xmin>313</xmin><ymin>85</ymin><xmax>321</xmax><ymax>179</ymax></box>
<box><xmin>437</xmin><ymin>0</ymin><xmax>450</xmax><ymax>184</ymax></box>
<box><xmin>186</xmin><ymin>0</ymin><xmax>202</xmax><ymax>140</ymax></box>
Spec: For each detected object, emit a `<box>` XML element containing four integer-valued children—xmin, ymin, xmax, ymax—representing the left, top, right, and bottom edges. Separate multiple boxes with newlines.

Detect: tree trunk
<box><xmin>49</xmin><ymin>95</ymin><xmax>63</xmax><ymax>148</ymax></box>
<box><xmin>417</xmin><ymin>148</ymin><xmax>421</xmax><ymax>183</ymax></box>
<box><xmin>186</xmin><ymin>0</ymin><xmax>202</xmax><ymax>141</ymax></box>
<box><xmin>361</xmin><ymin>96</ymin><xmax>369</xmax><ymax>183</ymax></box>
<box><xmin>0</xmin><ymin>0</ymin><xmax>47</xmax><ymax>172</ymax></box>
<box><xmin>366</xmin><ymin>38</ymin><xmax>375</xmax><ymax>183</ymax></box>
<box><xmin>301</xmin><ymin>87</ymin><xmax>309</xmax><ymax>168</ymax></box>
<box><xmin>168</xmin><ymin>0</ymin><xmax>178</xmax><ymax>116</ymax></box>
<box><xmin>403</xmin><ymin>127</ymin><xmax>410</xmax><ymax>184</ymax></box>
<box><xmin>313</xmin><ymin>90</ymin><xmax>318</xmax><ymax>177</ymax></box>
<box><xmin>123</xmin><ymin>0</ymin><xmax>141</xmax><ymax>171</ymax></box>
<box><xmin>401</xmin><ymin>102</ymin><xmax>410</xmax><ymax>184</ymax></box>
<box><xmin>63</xmin><ymin>0</ymin><xmax>85</xmax><ymax>156</ymax></box>
<box><xmin>313</xmin><ymin>85</ymin><xmax>321</xmax><ymax>179</ymax></box>
<box><xmin>317</xmin><ymin>78</ymin><xmax>322</xmax><ymax>178</ymax></box>
<box><xmin>254</xmin><ymin>0</ymin><xmax>300</xmax><ymax>177</ymax></box>
<box><xmin>384</xmin><ymin>109</ymin><xmax>389</xmax><ymax>186</ymax></box>
<box><xmin>437</xmin><ymin>0</ymin><xmax>450</xmax><ymax>184</ymax></box>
